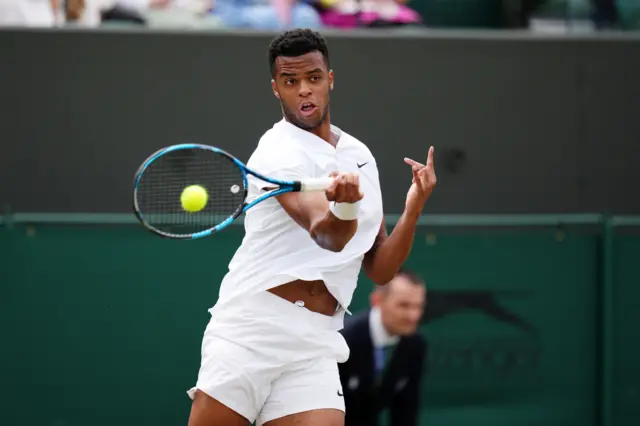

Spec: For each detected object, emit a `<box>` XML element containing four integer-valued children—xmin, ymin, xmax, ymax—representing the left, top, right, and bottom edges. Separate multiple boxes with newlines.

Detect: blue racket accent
<box><xmin>132</xmin><ymin>143</ymin><xmax>320</xmax><ymax>240</ymax></box>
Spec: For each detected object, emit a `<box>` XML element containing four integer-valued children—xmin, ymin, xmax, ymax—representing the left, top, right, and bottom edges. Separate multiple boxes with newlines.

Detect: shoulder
<box><xmin>403</xmin><ymin>332</ymin><xmax>428</xmax><ymax>354</ymax></box>
<box><xmin>337</xmin><ymin>127</ymin><xmax>377</xmax><ymax>162</ymax></box>
<box><xmin>252</xmin><ymin>123</ymin><xmax>304</xmax><ymax>156</ymax></box>
<box><xmin>247</xmin><ymin>123</ymin><xmax>312</xmax><ymax>171</ymax></box>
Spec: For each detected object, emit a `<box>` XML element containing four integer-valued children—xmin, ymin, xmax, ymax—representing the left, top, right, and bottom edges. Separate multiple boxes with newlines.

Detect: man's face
<box><xmin>271</xmin><ymin>51</ymin><xmax>333</xmax><ymax>131</ymax></box>
<box><xmin>379</xmin><ymin>276</ymin><xmax>426</xmax><ymax>336</ymax></box>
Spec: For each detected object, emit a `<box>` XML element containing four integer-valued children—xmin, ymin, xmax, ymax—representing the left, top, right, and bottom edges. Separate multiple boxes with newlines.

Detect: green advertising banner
<box><xmin>350</xmin><ymin>228</ymin><xmax>599</xmax><ymax>426</ymax></box>
<box><xmin>0</xmin><ymin>217</ymin><xmax>635</xmax><ymax>426</ymax></box>
<box><xmin>612</xmin><ymin>230</ymin><xmax>640</xmax><ymax>426</ymax></box>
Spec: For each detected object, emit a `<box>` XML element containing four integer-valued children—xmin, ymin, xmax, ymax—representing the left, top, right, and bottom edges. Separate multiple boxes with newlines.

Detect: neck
<box><xmin>380</xmin><ymin>318</ymin><xmax>396</xmax><ymax>338</ymax></box>
<box><xmin>311</xmin><ymin>121</ymin><xmax>333</xmax><ymax>146</ymax></box>
<box><xmin>310</xmin><ymin>109</ymin><xmax>333</xmax><ymax>145</ymax></box>
<box><xmin>374</xmin><ymin>306</ymin><xmax>396</xmax><ymax>338</ymax></box>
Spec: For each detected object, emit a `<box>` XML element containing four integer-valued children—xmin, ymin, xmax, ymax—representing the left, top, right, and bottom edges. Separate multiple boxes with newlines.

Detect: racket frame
<box><xmin>133</xmin><ymin>143</ymin><xmax>317</xmax><ymax>239</ymax></box>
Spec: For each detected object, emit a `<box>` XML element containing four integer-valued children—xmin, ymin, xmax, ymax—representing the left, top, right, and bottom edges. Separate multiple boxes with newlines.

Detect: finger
<box><xmin>412</xmin><ymin>166</ymin><xmax>420</xmax><ymax>184</ymax></box>
<box><xmin>426</xmin><ymin>146</ymin><xmax>435</xmax><ymax>168</ymax></box>
<box><xmin>419</xmin><ymin>166</ymin><xmax>435</xmax><ymax>180</ymax></box>
<box><xmin>339</xmin><ymin>174</ymin><xmax>350</xmax><ymax>201</ymax></box>
<box><xmin>347</xmin><ymin>173</ymin><xmax>357</xmax><ymax>187</ymax></box>
<box><xmin>418</xmin><ymin>167</ymin><xmax>431</xmax><ymax>178</ymax></box>
<box><xmin>328</xmin><ymin>170</ymin><xmax>340</xmax><ymax>178</ymax></box>
<box><xmin>418</xmin><ymin>167</ymin><xmax>436</xmax><ymax>188</ymax></box>
<box><xmin>354</xmin><ymin>174</ymin><xmax>361</xmax><ymax>198</ymax></box>
<box><xmin>327</xmin><ymin>174</ymin><xmax>340</xmax><ymax>191</ymax></box>
<box><xmin>326</xmin><ymin>173</ymin><xmax>343</xmax><ymax>200</ymax></box>
<box><xmin>347</xmin><ymin>174</ymin><xmax>359</xmax><ymax>201</ymax></box>
<box><xmin>325</xmin><ymin>182</ymin><xmax>338</xmax><ymax>201</ymax></box>
<box><xmin>421</xmin><ymin>166</ymin><xmax>436</xmax><ymax>180</ymax></box>
<box><xmin>404</xmin><ymin>157</ymin><xmax>425</xmax><ymax>168</ymax></box>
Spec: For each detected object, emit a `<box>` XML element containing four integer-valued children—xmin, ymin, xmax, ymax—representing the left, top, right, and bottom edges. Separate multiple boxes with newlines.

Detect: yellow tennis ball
<box><xmin>181</xmin><ymin>185</ymin><xmax>208</xmax><ymax>213</ymax></box>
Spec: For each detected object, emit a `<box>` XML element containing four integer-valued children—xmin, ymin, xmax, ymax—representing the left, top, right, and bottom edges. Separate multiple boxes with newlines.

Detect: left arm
<box><xmin>363</xmin><ymin>146</ymin><xmax>437</xmax><ymax>285</ymax></box>
<box><xmin>362</xmin><ymin>210</ymin><xmax>419</xmax><ymax>285</ymax></box>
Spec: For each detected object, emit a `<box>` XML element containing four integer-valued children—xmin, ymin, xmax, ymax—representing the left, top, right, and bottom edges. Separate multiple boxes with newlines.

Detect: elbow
<box><xmin>310</xmin><ymin>225</ymin><xmax>352</xmax><ymax>253</ymax></box>
<box><xmin>328</xmin><ymin>239</ymin><xmax>349</xmax><ymax>252</ymax></box>
<box><xmin>310</xmin><ymin>231</ymin><xmax>349</xmax><ymax>252</ymax></box>
<box><xmin>325</xmin><ymin>242</ymin><xmax>348</xmax><ymax>253</ymax></box>
<box><xmin>366</xmin><ymin>265</ymin><xmax>399</xmax><ymax>286</ymax></box>
<box><xmin>371</xmin><ymin>273</ymin><xmax>395</xmax><ymax>287</ymax></box>
<box><xmin>309</xmin><ymin>217</ymin><xmax>357</xmax><ymax>252</ymax></box>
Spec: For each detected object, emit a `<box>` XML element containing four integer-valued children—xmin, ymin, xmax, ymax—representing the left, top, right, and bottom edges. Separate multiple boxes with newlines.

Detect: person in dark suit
<box><xmin>339</xmin><ymin>269</ymin><xmax>427</xmax><ymax>426</ymax></box>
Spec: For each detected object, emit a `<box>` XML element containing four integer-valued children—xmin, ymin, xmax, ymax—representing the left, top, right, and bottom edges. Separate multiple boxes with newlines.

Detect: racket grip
<box><xmin>300</xmin><ymin>177</ymin><xmax>334</xmax><ymax>192</ymax></box>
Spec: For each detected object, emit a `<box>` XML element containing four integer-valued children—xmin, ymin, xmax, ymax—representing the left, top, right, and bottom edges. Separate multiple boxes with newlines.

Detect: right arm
<box><xmin>276</xmin><ymin>172</ymin><xmax>363</xmax><ymax>252</ymax></box>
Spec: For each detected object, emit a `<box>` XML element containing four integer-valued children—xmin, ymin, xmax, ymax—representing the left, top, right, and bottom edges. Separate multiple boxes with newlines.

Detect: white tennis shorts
<box><xmin>187</xmin><ymin>290</ymin><xmax>350</xmax><ymax>425</ymax></box>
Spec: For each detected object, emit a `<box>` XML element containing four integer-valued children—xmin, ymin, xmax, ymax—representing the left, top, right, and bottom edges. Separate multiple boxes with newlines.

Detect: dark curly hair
<box><xmin>268</xmin><ymin>29</ymin><xmax>330</xmax><ymax>77</ymax></box>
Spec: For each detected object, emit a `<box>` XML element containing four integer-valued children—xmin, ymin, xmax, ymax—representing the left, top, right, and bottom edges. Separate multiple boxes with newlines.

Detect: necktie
<box><xmin>374</xmin><ymin>346</ymin><xmax>385</xmax><ymax>377</ymax></box>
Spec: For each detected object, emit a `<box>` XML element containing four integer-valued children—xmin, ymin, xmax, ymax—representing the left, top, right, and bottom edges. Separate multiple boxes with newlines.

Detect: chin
<box><xmin>398</xmin><ymin>327</ymin><xmax>417</xmax><ymax>336</ymax></box>
<box><xmin>296</xmin><ymin>117</ymin><xmax>323</xmax><ymax>131</ymax></box>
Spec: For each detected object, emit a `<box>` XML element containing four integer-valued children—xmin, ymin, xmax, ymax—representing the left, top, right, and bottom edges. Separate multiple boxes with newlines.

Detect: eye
<box><xmin>285</xmin><ymin>78</ymin><xmax>296</xmax><ymax>85</ymax></box>
<box><xmin>310</xmin><ymin>75</ymin><xmax>321</xmax><ymax>82</ymax></box>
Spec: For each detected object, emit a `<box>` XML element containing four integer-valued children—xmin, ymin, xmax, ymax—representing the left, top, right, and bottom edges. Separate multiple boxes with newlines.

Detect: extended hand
<box><xmin>404</xmin><ymin>146</ymin><xmax>437</xmax><ymax>214</ymax></box>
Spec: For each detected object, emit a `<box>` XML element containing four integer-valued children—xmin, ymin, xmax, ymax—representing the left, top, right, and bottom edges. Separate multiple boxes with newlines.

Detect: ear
<box><xmin>370</xmin><ymin>290</ymin><xmax>381</xmax><ymax>307</ymax></box>
<box><xmin>271</xmin><ymin>79</ymin><xmax>280</xmax><ymax>99</ymax></box>
<box><xmin>328</xmin><ymin>70</ymin><xmax>334</xmax><ymax>91</ymax></box>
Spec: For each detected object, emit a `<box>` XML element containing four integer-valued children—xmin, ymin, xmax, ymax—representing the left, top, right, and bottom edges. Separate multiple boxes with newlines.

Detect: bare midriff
<box><xmin>268</xmin><ymin>280</ymin><xmax>338</xmax><ymax>317</ymax></box>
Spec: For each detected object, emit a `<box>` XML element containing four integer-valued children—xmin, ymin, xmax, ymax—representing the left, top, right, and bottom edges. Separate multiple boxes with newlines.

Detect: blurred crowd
<box><xmin>0</xmin><ymin>0</ymin><xmax>637</xmax><ymax>31</ymax></box>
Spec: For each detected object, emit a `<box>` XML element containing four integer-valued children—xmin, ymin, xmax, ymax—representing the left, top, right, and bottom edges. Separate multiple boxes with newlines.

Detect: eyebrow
<box><xmin>279</xmin><ymin>68</ymin><xmax>323</xmax><ymax>77</ymax></box>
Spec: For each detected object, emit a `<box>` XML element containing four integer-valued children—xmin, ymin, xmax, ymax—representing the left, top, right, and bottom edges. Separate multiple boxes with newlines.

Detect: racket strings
<box><xmin>135</xmin><ymin>148</ymin><xmax>246</xmax><ymax>236</ymax></box>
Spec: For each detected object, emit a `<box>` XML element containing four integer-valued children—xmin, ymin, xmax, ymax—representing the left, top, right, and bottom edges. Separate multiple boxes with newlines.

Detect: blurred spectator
<box><xmin>210</xmin><ymin>0</ymin><xmax>322</xmax><ymax>30</ymax></box>
<box><xmin>503</xmin><ymin>0</ymin><xmax>621</xmax><ymax>30</ymax></box>
<box><xmin>316</xmin><ymin>0</ymin><xmax>422</xmax><ymax>29</ymax></box>
<box><xmin>0</xmin><ymin>0</ymin><xmax>56</xmax><ymax>26</ymax></box>
<box><xmin>63</xmin><ymin>0</ymin><xmax>217</xmax><ymax>28</ymax></box>
<box><xmin>145</xmin><ymin>0</ymin><xmax>220</xmax><ymax>28</ymax></box>
<box><xmin>592</xmin><ymin>0</ymin><xmax>619</xmax><ymax>28</ymax></box>
<box><xmin>338</xmin><ymin>268</ymin><xmax>428</xmax><ymax>426</ymax></box>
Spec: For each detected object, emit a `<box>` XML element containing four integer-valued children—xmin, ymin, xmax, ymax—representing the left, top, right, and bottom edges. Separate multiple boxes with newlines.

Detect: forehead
<box><xmin>275</xmin><ymin>51</ymin><xmax>327</xmax><ymax>75</ymax></box>
<box><xmin>387</xmin><ymin>277</ymin><xmax>426</xmax><ymax>301</ymax></box>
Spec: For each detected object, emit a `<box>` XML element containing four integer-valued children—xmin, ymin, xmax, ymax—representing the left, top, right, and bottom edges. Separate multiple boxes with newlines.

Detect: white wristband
<box><xmin>329</xmin><ymin>201</ymin><xmax>360</xmax><ymax>221</ymax></box>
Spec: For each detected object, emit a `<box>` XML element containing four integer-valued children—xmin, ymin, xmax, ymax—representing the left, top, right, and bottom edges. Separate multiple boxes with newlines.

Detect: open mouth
<box><xmin>300</xmin><ymin>102</ymin><xmax>318</xmax><ymax>117</ymax></box>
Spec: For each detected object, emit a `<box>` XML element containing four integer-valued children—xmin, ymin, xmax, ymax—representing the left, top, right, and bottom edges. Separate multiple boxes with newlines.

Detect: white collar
<box><xmin>276</xmin><ymin>118</ymin><xmax>345</xmax><ymax>149</ymax></box>
<box><xmin>369</xmin><ymin>306</ymin><xmax>400</xmax><ymax>348</ymax></box>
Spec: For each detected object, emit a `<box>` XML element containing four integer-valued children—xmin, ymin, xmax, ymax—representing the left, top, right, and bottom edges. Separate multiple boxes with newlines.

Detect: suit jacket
<box><xmin>338</xmin><ymin>310</ymin><xmax>427</xmax><ymax>426</ymax></box>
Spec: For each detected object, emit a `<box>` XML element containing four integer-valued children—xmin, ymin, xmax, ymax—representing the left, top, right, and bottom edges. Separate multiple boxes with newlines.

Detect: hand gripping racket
<box><xmin>133</xmin><ymin>144</ymin><xmax>333</xmax><ymax>239</ymax></box>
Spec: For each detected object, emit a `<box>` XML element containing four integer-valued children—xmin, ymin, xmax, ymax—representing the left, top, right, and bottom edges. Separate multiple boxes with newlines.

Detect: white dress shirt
<box><xmin>369</xmin><ymin>306</ymin><xmax>399</xmax><ymax>348</ymax></box>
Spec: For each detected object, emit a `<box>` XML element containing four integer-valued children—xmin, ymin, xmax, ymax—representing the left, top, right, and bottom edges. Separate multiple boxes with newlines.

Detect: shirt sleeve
<box><xmin>244</xmin><ymin>135</ymin><xmax>314</xmax><ymax>202</ymax></box>
<box><xmin>247</xmin><ymin>136</ymin><xmax>314</xmax><ymax>183</ymax></box>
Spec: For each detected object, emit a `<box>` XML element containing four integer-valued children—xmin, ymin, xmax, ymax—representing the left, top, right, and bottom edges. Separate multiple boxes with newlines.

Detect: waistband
<box><xmin>252</xmin><ymin>290</ymin><xmax>342</xmax><ymax>331</ymax></box>
<box><xmin>210</xmin><ymin>289</ymin><xmax>345</xmax><ymax>332</ymax></box>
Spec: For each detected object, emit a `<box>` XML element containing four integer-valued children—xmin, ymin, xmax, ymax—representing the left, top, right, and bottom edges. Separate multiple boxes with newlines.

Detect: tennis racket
<box><xmin>133</xmin><ymin>144</ymin><xmax>333</xmax><ymax>239</ymax></box>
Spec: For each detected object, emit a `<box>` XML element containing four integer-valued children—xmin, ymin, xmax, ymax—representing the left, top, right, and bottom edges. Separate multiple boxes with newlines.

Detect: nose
<box><xmin>407</xmin><ymin>307</ymin><xmax>422</xmax><ymax>324</ymax></box>
<box><xmin>298</xmin><ymin>80</ymin><xmax>312</xmax><ymax>97</ymax></box>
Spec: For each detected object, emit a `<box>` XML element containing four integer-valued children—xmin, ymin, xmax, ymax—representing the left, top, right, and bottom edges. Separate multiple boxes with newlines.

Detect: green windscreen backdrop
<box><xmin>0</xmin><ymin>217</ymin><xmax>637</xmax><ymax>426</ymax></box>
<box><xmin>612</xmin><ymin>229</ymin><xmax>640</xmax><ymax>426</ymax></box>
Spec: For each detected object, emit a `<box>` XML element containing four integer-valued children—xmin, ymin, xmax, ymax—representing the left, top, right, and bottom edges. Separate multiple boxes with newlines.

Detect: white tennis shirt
<box><xmin>211</xmin><ymin>119</ymin><xmax>383</xmax><ymax>327</ymax></box>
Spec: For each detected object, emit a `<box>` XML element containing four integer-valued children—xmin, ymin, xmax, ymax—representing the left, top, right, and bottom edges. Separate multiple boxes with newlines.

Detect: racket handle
<box><xmin>300</xmin><ymin>177</ymin><xmax>334</xmax><ymax>192</ymax></box>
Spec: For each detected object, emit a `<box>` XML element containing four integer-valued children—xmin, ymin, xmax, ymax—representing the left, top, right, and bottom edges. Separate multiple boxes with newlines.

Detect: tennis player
<box><xmin>187</xmin><ymin>29</ymin><xmax>436</xmax><ymax>426</ymax></box>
